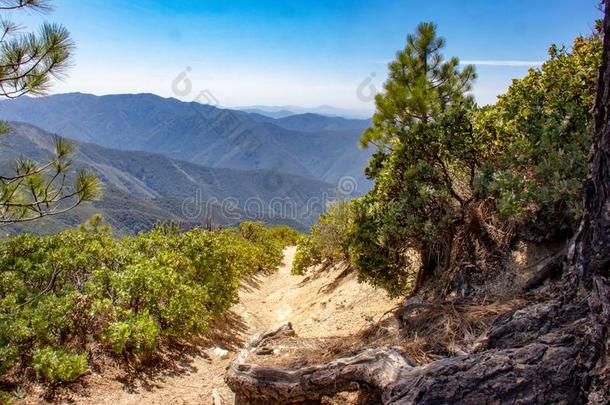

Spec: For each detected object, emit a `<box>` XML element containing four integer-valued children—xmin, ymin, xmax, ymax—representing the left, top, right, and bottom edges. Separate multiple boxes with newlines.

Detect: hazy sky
<box><xmin>14</xmin><ymin>0</ymin><xmax>602</xmax><ymax>111</ymax></box>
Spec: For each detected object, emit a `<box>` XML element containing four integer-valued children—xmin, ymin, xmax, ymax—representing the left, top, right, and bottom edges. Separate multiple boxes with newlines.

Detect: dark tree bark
<box><xmin>225</xmin><ymin>4</ymin><xmax>610</xmax><ymax>403</ymax></box>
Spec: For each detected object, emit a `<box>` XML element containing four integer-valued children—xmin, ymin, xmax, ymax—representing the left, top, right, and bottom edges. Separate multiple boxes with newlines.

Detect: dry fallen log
<box><xmin>225</xmin><ymin>323</ymin><xmax>412</xmax><ymax>404</ymax></box>
<box><xmin>225</xmin><ymin>4</ymin><xmax>610</xmax><ymax>403</ymax></box>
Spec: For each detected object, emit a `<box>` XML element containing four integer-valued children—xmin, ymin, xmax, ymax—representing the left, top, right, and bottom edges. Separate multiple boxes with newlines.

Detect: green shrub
<box><xmin>0</xmin><ymin>218</ymin><xmax>288</xmax><ymax>382</ymax></box>
<box><xmin>311</xmin><ymin>200</ymin><xmax>352</xmax><ymax>263</ymax></box>
<box><xmin>0</xmin><ymin>389</ymin><xmax>14</xmax><ymax>404</ymax></box>
<box><xmin>229</xmin><ymin>221</ymin><xmax>286</xmax><ymax>272</ymax></box>
<box><xmin>292</xmin><ymin>200</ymin><xmax>351</xmax><ymax>275</ymax></box>
<box><xmin>266</xmin><ymin>225</ymin><xmax>301</xmax><ymax>246</ymax></box>
<box><xmin>32</xmin><ymin>347</ymin><xmax>88</xmax><ymax>382</ymax></box>
<box><xmin>475</xmin><ymin>30</ymin><xmax>602</xmax><ymax>236</ymax></box>
<box><xmin>103</xmin><ymin>312</ymin><xmax>159</xmax><ymax>355</ymax></box>
<box><xmin>292</xmin><ymin>236</ymin><xmax>321</xmax><ymax>275</ymax></box>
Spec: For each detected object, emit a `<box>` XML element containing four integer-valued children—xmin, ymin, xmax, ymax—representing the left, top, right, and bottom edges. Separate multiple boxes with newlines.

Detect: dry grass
<box><xmin>399</xmin><ymin>299</ymin><xmax>527</xmax><ymax>364</ymax></box>
<box><xmin>251</xmin><ymin>296</ymin><xmax>527</xmax><ymax>369</ymax></box>
<box><xmin>253</xmin><ymin>314</ymin><xmax>401</xmax><ymax>369</ymax></box>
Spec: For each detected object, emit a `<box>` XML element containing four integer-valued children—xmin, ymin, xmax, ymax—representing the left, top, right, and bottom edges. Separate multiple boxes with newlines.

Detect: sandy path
<box><xmin>233</xmin><ymin>246</ymin><xmax>302</xmax><ymax>332</ymax></box>
<box><xmin>65</xmin><ymin>246</ymin><xmax>399</xmax><ymax>404</ymax></box>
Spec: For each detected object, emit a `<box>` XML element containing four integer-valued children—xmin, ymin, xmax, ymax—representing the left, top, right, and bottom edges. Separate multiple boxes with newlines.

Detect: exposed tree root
<box><xmin>226</xmin><ymin>286</ymin><xmax>607</xmax><ymax>404</ymax></box>
<box><xmin>225</xmin><ymin>323</ymin><xmax>411</xmax><ymax>404</ymax></box>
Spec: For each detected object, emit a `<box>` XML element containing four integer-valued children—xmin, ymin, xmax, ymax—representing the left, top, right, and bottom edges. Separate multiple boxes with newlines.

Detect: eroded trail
<box><xmin>232</xmin><ymin>246</ymin><xmax>301</xmax><ymax>334</ymax></box>
<box><xmin>72</xmin><ymin>247</ymin><xmax>399</xmax><ymax>404</ymax></box>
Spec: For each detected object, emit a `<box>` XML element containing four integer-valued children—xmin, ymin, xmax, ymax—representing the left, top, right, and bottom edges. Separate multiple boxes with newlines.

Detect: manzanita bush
<box><xmin>0</xmin><ymin>217</ymin><xmax>296</xmax><ymax>382</ymax></box>
<box><xmin>295</xmin><ymin>24</ymin><xmax>602</xmax><ymax>298</ymax></box>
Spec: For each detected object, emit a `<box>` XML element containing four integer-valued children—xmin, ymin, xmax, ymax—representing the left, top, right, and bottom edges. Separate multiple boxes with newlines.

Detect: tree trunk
<box><xmin>225</xmin><ymin>4</ymin><xmax>610</xmax><ymax>403</ymax></box>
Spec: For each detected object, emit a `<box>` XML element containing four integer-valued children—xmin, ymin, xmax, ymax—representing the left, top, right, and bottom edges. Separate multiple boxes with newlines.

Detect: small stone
<box><xmin>213</xmin><ymin>347</ymin><xmax>229</xmax><ymax>359</ymax></box>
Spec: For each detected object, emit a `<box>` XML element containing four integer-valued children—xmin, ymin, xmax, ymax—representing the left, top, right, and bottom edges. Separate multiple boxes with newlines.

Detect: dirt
<box><xmin>38</xmin><ymin>246</ymin><xmax>400</xmax><ymax>404</ymax></box>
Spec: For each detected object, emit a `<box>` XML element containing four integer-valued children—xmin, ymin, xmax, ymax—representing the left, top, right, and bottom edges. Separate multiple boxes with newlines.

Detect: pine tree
<box><xmin>0</xmin><ymin>0</ymin><xmax>100</xmax><ymax>224</ymax></box>
<box><xmin>351</xmin><ymin>22</ymin><xmax>481</xmax><ymax>295</ymax></box>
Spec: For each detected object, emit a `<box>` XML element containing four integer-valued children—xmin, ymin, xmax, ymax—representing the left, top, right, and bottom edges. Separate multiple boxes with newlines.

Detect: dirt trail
<box><xmin>68</xmin><ymin>247</ymin><xmax>399</xmax><ymax>404</ymax></box>
<box><xmin>232</xmin><ymin>246</ymin><xmax>302</xmax><ymax>333</ymax></box>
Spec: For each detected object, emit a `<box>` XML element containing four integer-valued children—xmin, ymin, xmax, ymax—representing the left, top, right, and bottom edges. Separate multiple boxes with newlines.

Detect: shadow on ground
<box><xmin>114</xmin><ymin>310</ymin><xmax>250</xmax><ymax>394</ymax></box>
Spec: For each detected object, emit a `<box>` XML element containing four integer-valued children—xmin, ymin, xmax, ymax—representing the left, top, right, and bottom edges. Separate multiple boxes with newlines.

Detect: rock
<box><xmin>213</xmin><ymin>347</ymin><xmax>230</xmax><ymax>359</ymax></box>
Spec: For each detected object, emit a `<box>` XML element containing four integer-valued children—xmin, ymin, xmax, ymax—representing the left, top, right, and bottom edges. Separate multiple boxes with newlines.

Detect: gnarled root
<box><xmin>226</xmin><ymin>280</ymin><xmax>608</xmax><ymax>404</ymax></box>
<box><xmin>225</xmin><ymin>323</ymin><xmax>411</xmax><ymax>404</ymax></box>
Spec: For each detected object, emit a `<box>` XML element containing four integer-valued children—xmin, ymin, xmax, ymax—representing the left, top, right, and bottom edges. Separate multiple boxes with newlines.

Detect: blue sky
<box><xmin>15</xmin><ymin>0</ymin><xmax>602</xmax><ymax>111</ymax></box>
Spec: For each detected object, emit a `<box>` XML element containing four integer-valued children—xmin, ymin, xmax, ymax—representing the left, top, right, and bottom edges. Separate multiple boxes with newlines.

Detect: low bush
<box><xmin>293</xmin><ymin>201</ymin><xmax>351</xmax><ymax>275</ymax></box>
<box><xmin>102</xmin><ymin>311</ymin><xmax>160</xmax><ymax>355</ymax></box>
<box><xmin>475</xmin><ymin>29</ymin><xmax>602</xmax><ymax>237</ymax></box>
<box><xmin>33</xmin><ymin>347</ymin><xmax>89</xmax><ymax>382</ymax></box>
<box><xmin>229</xmin><ymin>221</ymin><xmax>296</xmax><ymax>272</ymax></box>
<box><xmin>265</xmin><ymin>225</ymin><xmax>301</xmax><ymax>246</ymax></box>
<box><xmin>292</xmin><ymin>236</ymin><xmax>322</xmax><ymax>275</ymax></box>
<box><xmin>0</xmin><ymin>218</ymin><xmax>295</xmax><ymax>382</ymax></box>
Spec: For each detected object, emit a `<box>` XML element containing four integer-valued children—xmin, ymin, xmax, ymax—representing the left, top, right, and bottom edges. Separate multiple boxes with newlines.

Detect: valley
<box><xmin>0</xmin><ymin>122</ymin><xmax>338</xmax><ymax>234</ymax></box>
<box><xmin>0</xmin><ymin>93</ymin><xmax>373</xmax><ymax>188</ymax></box>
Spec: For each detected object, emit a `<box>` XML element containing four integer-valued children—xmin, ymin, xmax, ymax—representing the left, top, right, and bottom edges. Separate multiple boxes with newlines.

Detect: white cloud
<box><xmin>460</xmin><ymin>60</ymin><xmax>543</xmax><ymax>67</ymax></box>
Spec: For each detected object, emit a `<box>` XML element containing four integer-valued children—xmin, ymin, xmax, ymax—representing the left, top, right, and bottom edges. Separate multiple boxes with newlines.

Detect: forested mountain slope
<box><xmin>0</xmin><ymin>122</ymin><xmax>336</xmax><ymax>234</ymax></box>
<box><xmin>0</xmin><ymin>93</ymin><xmax>373</xmax><ymax>189</ymax></box>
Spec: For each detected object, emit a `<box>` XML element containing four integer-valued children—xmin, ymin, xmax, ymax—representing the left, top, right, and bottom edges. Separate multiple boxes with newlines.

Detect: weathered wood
<box><xmin>385</xmin><ymin>298</ymin><xmax>604</xmax><ymax>403</ymax></box>
<box><xmin>211</xmin><ymin>389</ymin><xmax>223</xmax><ymax>405</ymax></box>
<box><xmin>225</xmin><ymin>323</ymin><xmax>411</xmax><ymax>404</ymax></box>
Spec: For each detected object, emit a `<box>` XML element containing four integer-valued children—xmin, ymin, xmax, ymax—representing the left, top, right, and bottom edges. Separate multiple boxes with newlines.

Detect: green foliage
<box><xmin>0</xmin><ymin>133</ymin><xmax>102</xmax><ymax>224</ymax></box>
<box><xmin>0</xmin><ymin>5</ymin><xmax>74</xmax><ymax>98</ymax></box>
<box><xmin>265</xmin><ymin>225</ymin><xmax>302</xmax><ymax>246</ymax></box>
<box><xmin>475</xmin><ymin>29</ymin><xmax>602</xmax><ymax>235</ymax></box>
<box><xmin>0</xmin><ymin>389</ymin><xmax>13</xmax><ymax>404</ymax></box>
<box><xmin>313</xmin><ymin>23</ymin><xmax>601</xmax><ymax>298</ymax></box>
<box><xmin>0</xmin><ymin>2</ymin><xmax>101</xmax><ymax>224</ymax></box>
<box><xmin>293</xmin><ymin>200</ymin><xmax>351</xmax><ymax>275</ymax></box>
<box><xmin>350</xmin><ymin>22</ymin><xmax>478</xmax><ymax>296</ymax></box>
<box><xmin>292</xmin><ymin>236</ymin><xmax>321</xmax><ymax>275</ymax></box>
<box><xmin>359</xmin><ymin>22</ymin><xmax>476</xmax><ymax>151</ymax></box>
<box><xmin>32</xmin><ymin>347</ymin><xmax>88</xmax><ymax>382</ymax></box>
<box><xmin>0</xmin><ymin>218</ymin><xmax>287</xmax><ymax>381</ymax></box>
<box><xmin>229</xmin><ymin>221</ymin><xmax>294</xmax><ymax>273</ymax></box>
<box><xmin>312</xmin><ymin>201</ymin><xmax>352</xmax><ymax>262</ymax></box>
<box><xmin>102</xmin><ymin>311</ymin><xmax>159</xmax><ymax>355</ymax></box>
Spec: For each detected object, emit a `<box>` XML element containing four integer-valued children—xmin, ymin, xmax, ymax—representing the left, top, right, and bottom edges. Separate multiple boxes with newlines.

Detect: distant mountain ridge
<box><xmin>239</xmin><ymin>108</ymin><xmax>296</xmax><ymax>119</ymax></box>
<box><xmin>0</xmin><ymin>122</ymin><xmax>337</xmax><ymax>234</ymax></box>
<box><xmin>249</xmin><ymin>112</ymin><xmax>371</xmax><ymax>132</ymax></box>
<box><xmin>236</xmin><ymin>104</ymin><xmax>373</xmax><ymax>119</ymax></box>
<box><xmin>0</xmin><ymin>93</ymin><xmax>373</xmax><ymax>191</ymax></box>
